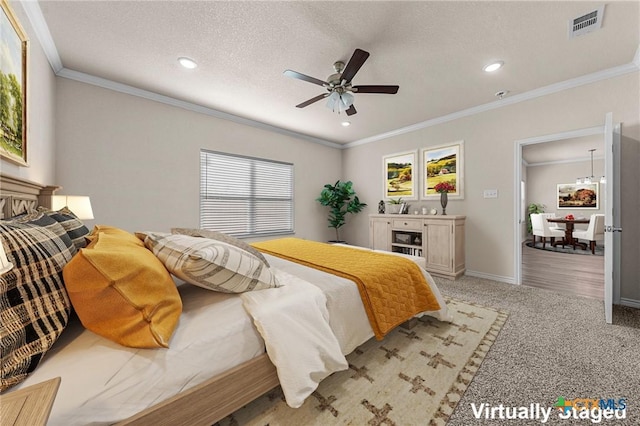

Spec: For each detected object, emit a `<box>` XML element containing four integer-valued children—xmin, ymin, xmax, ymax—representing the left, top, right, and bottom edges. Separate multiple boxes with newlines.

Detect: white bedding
<box><xmin>11</xmin><ymin>251</ymin><xmax>450</xmax><ymax>425</ymax></box>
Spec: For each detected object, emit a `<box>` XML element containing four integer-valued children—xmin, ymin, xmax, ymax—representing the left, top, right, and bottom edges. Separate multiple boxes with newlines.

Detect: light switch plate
<box><xmin>484</xmin><ymin>189</ymin><xmax>498</xmax><ymax>198</ymax></box>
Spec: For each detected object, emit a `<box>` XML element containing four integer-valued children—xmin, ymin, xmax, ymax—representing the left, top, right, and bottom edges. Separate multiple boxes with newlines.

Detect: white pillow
<box><xmin>137</xmin><ymin>232</ymin><xmax>280</xmax><ymax>293</ymax></box>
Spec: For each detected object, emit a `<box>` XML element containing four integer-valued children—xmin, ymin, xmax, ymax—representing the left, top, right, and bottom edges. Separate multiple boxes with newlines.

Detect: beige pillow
<box><xmin>137</xmin><ymin>232</ymin><xmax>280</xmax><ymax>293</ymax></box>
<box><xmin>171</xmin><ymin>227</ymin><xmax>270</xmax><ymax>266</ymax></box>
<box><xmin>63</xmin><ymin>232</ymin><xmax>182</xmax><ymax>348</ymax></box>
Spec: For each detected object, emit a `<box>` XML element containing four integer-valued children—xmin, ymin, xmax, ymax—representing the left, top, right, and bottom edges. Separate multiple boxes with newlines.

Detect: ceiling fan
<box><xmin>283</xmin><ymin>48</ymin><xmax>399</xmax><ymax>116</ymax></box>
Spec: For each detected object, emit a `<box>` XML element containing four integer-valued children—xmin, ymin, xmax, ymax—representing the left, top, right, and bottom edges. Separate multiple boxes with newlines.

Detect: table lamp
<box><xmin>51</xmin><ymin>195</ymin><xmax>94</xmax><ymax>220</ymax></box>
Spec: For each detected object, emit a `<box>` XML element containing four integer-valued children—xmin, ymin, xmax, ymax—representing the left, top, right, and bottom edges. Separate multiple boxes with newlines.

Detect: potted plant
<box><xmin>317</xmin><ymin>180</ymin><xmax>367</xmax><ymax>242</ymax></box>
<box><xmin>387</xmin><ymin>198</ymin><xmax>403</xmax><ymax>214</ymax></box>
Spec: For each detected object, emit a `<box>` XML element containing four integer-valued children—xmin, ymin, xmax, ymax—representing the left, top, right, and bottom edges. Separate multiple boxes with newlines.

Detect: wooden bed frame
<box><xmin>1</xmin><ymin>173</ymin><xmax>280</xmax><ymax>425</ymax></box>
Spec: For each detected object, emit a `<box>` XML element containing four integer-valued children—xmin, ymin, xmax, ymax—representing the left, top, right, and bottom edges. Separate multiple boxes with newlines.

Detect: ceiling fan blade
<box><xmin>284</xmin><ymin>70</ymin><xmax>328</xmax><ymax>87</ymax></box>
<box><xmin>345</xmin><ymin>105</ymin><xmax>357</xmax><ymax>116</ymax></box>
<box><xmin>296</xmin><ymin>94</ymin><xmax>328</xmax><ymax>108</ymax></box>
<box><xmin>341</xmin><ymin>49</ymin><xmax>370</xmax><ymax>83</ymax></box>
<box><xmin>353</xmin><ymin>85</ymin><xmax>399</xmax><ymax>94</ymax></box>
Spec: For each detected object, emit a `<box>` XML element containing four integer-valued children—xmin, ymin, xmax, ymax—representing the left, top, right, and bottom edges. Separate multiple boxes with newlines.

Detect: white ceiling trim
<box><xmin>55</xmin><ymin>68</ymin><xmax>342</xmax><ymax>149</ymax></box>
<box><xmin>21</xmin><ymin>2</ymin><xmax>640</xmax><ymax>151</ymax></box>
<box><xmin>344</xmin><ymin>60</ymin><xmax>639</xmax><ymax>149</ymax></box>
<box><xmin>20</xmin><ymin>0</ymin><xmax>63</xmax><ymax>73</ymax></box>
<box><xmin>526</xmin><ymin>155</ymin><xmax>604</xmax><ymax>168</ymax></box>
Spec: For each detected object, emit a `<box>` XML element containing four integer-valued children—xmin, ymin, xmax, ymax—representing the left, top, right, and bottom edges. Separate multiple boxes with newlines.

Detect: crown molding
<box><xmin>526</xmin><ymin>155</ymin><xmax>604</xmax><ymax>168</ymax></box>
<box><xmin>21</xmin><ymin>2</ymin><xmax>640</xmax><ymax>152</ymax></box>
<box><xmin>345</xmin><ymin>59</ymin><xmax>640</xmax><ymax>149</ymax></box>
<box><xmin>56</xmin><ymin>69</ymin><xmax>342</xmax><ymax>149</ymax></box>
<box><xmin>20</xmin><ymin>0</ymin><xmax>63</xmax><ymax>73</ymax></box>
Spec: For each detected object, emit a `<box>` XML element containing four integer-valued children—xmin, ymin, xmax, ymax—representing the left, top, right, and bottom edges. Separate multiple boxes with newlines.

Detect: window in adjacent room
<box><xmin>200</xmin><ymin>150</ymin><xmax>294</xmax><ymax>237</ymax></box>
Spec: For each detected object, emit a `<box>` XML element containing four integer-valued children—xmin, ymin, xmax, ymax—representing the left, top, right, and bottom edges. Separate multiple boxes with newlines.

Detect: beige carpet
<box><xmin>216</xmin><ymin>298</ymin><xmax>508</xmax><ymax>426</ymax></box>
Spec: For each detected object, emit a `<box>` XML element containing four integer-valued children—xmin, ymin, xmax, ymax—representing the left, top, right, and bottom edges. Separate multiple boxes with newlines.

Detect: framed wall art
<box><xmin>557</xmin><ymin>183</ymin><xmax>598</xmax><ymax>209</ymax></box>
<box><xmin>1</xmin><ymin>0</ymin><xmax>29</xmax><ymax>166</ymax></box>
<box><xmin>383</xmin><ymin>150</ymin><xmax>417</xmax><ymax>200</ymax></box>
<box><xmin>421</xmin><ymin>141</ymin><xmax>464</xmax><ymax>199</ymax></box>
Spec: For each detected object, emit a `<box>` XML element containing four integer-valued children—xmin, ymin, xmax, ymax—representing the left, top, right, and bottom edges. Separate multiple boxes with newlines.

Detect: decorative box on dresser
<box><xmin>369</xmin><ymin>214</ymin><xmax>466</xmax><ymax>279</ymax></box>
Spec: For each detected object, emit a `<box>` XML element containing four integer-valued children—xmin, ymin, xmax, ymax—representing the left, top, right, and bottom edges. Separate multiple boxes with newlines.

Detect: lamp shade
<box><xmin>0</xmin><ymin>237</ymin><xmax>13</xmax><ymax>275</ymax></box>
<box><xmin>52</xmin><ymin>195</ymin><xmax>94</xmax><ymax>220</ymax></box>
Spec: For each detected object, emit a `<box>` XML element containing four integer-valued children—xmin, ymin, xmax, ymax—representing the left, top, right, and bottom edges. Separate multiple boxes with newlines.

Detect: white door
<box><xmin>603</xmin><ymin>112</ymin><xmax>621</xmax><ymax>324</ymax></box>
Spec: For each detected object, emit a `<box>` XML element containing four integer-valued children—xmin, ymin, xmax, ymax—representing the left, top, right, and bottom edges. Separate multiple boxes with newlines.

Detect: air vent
<box><xmin>568</xmin><ymin>5</ymin><xmax>605</xmax><ymax>38</ymax></box>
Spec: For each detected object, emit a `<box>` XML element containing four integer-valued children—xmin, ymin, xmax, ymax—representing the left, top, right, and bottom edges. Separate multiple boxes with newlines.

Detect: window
<box><xmin>200</xmin><ymin>150</ymin><xmax>294</xmax><ymax>237</ymax></box>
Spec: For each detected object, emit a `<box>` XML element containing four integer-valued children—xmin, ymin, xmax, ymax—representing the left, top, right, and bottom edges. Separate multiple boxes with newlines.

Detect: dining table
<box><xmin>547</xmin><ymin>217</ymin><xmax>590</xmax><ymax>249</ymax></box>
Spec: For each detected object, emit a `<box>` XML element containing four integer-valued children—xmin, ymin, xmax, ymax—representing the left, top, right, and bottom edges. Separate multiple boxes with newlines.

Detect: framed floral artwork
<box><xmin>1</xmin><ymin>0</ymin><xmax>29</xmax><ymax>166</ymax></box>
<box><xmin>383</xmin><ymin>150</ymin><xmax>417</xmax><ymax>200</ymax></box>
<box><xmin>421</xmin><ymin>141</ymin><xmax>464</xmax><ymax>199</ymax></box>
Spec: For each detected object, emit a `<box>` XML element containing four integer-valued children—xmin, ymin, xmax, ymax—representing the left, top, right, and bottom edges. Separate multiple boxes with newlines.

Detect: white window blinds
<box><xmin>200</xmin><ymin>150</ymin><xmax>294</xmax><ymax>237</ymax></box>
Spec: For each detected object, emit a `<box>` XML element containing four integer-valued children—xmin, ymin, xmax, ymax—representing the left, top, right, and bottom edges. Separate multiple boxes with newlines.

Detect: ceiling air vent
<box><xmin>568</xmin><ymin>5</ymin><xmax>605</xmax><ymax>38</ymax></box>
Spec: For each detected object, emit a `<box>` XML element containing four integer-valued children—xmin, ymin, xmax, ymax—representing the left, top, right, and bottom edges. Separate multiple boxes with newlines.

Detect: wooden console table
<box><xmin>369</xmin><ymin>214</ymin><xmax>465</xmax><ymax>279</ymax></box>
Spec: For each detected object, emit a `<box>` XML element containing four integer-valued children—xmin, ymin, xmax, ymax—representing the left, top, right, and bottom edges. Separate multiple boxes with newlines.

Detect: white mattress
<box><xmin>11</xmin><ymin>252</ymin><xmax>448</xmax><ymax>425</ymax></box>
<box><xmin>14</xmin><ymin>283</ymin><xmax>265</xmax><ymax>426</ymax></box>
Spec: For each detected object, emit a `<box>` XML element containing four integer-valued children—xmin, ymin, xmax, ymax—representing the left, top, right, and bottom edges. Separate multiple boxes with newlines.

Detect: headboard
<box><xmin>0</xmin><ymin>173</ymin><xmax>60</xmax><ymax>219</ymax></box>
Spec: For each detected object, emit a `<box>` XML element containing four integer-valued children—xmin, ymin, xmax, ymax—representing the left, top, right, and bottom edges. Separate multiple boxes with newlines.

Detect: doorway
<box><xmin>514</xmin><ymin>126</ymin><xmax>606</xmax><ymax>299</ymax></box>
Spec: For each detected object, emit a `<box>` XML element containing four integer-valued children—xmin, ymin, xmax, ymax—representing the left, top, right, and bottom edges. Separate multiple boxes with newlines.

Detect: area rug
<box><xmin>525</xmin><ymin>241</ymin><xmax>603</xmax><ymax>256</ymax></box>
<box><xmin>216</xmin><ymin>298</ymin><xmax>508</xmax><ymax>426</ymax></box>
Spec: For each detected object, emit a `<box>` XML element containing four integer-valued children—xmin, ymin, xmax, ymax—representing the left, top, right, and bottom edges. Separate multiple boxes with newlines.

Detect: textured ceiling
<box><xmin>38</xmin><ymin>1</ymin><xmax>640</xmax><ymax>145</ymax></box>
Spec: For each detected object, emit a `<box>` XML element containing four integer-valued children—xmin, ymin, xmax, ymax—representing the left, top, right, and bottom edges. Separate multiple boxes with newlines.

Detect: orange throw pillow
<box><xmin>63</xmin><ymin>231</ymin><xmax>182</xmax><ymax>348</ymax></box>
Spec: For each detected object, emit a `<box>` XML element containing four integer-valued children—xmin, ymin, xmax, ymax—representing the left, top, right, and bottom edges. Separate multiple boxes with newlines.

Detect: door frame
<box><xmin>513</xmin><ymin>125</ymin><xmax>604</xmax><ymax>286</ymax></box>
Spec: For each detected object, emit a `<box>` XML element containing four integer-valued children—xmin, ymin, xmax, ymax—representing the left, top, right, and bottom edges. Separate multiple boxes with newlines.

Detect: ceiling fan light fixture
<box><xmin>483</xmin><ymin>61</ymin><xmax>504</xmax><ymax>72</ymax></box>
<box><xmin>178</xmin><ymin>57</ymin><xmax>198</xmax><ymax>69</ymax></box>
<box><xmin>341</xmin><ymin>92</ymin><xmax>354</xmax><ymax>108</ymax></box>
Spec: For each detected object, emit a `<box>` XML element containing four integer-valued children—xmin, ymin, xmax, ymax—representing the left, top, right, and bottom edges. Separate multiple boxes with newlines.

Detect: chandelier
<box><xmin>576</xmin><ymin>149</ymin><xmax>605</xmax><ymax>185</ymax></box>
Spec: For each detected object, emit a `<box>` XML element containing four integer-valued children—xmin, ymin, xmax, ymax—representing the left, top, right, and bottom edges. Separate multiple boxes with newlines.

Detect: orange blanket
<box><xmin>251</xmin><ymin>238</ymin><xmax>440</xmax><ymax>340</ymax></box>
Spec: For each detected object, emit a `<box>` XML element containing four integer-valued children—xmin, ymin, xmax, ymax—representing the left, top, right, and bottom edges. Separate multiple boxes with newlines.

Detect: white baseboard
<box><xmin>465</xmin><ymin>270</ymin><xmax>516</xmax><ymax>285</ymax></box>
<box><xmin>619</xmin><ymin>298</ymin><xmax>640</xmax><ymax>309</ymax></box>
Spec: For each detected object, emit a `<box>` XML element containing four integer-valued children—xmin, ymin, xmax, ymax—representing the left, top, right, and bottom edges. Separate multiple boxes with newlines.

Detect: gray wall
<box><xmin>54</xmin><ymin>79</ymin><xmax>342</xmax><ymax>242</ymax></box>
<box><xmin>342</xmin><ymin>73</ymin><xmax>639</xmax><ymax>301</ymax></box>
<box><xmin>526</xmin><ymin>159</ymin><xmax>605</xmax><ymax>220</ymax></box>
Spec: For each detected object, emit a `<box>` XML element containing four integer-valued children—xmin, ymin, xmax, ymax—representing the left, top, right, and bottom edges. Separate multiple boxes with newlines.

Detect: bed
<box><xmin>0</xmin><ymin>173</ymin><xmax>450</xmax><ymax>425</ymax></box>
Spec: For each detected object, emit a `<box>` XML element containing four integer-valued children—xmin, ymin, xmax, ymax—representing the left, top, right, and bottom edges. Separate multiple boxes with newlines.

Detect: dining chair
<box><xmin>572</xmin><ymin>214</ymin><xmax>605</xmax><ymax>254</ymax></box>
<box><xmin>539</xmin><ymin>212</ymin><xmax>563</xmax><ymax>231</ymax></box>
<box><xmin>531</xmin><ymin>213</ymin><xmax>565</xmax><ymax>249</ymax></box>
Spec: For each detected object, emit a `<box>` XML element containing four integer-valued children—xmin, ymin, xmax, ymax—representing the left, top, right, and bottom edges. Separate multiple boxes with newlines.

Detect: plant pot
<box><xmin>387</xmin><ymin>204</ymin><xmax>402</xmax><ymax>214</ymax></box>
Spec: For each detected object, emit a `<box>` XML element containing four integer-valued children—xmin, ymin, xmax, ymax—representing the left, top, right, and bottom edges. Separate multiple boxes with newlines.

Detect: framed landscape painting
<box><xmin>1</xmin><ymin>0</ymin><xmax>29</xmax><ymax>166</ymax></box>
<box><xmin>557</xmin><ymin>183</ymin><xmax>598</xmax><ymax>209</ymax></box>
<box><xmin>383</xmin><ymin>150</ymin><xmax>417</xmax><ymax>200</ymax></box>
<box><xmin>422</xmin><ymin>141</ymin><xmax>464</xmax><ymax>199</ymax></box>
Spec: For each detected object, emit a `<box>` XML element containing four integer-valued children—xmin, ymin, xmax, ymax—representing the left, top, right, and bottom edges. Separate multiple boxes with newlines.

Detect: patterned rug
<box><xmin>216</xmin><ymin>298</ymin><xmax>508</xmax><ymax>426</ymax></box>
<box><xmin>525</xmin><ymin>241</ymin><xmax>604</xmax><ymax>256</ymax></box>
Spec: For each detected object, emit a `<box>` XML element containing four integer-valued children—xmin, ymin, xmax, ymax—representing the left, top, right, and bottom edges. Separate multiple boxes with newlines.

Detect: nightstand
<box><xmin>1</xmin><ymin>377</ymin><xmax>60</xmax><ymax>426</ymax></box>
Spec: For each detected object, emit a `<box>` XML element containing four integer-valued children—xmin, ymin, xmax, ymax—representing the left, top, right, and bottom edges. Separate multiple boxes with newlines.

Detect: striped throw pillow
<box><xmin>171</xmin><ymin>227</ymin><xmax>270</xmax><ymax>266</ymax></box>
<box><xmin>0</xmin><ymin>221</ymin><xmax>74</xmax><ymax>391</ymax></box>
<box><xmin>9</xmin><ymin>211</ymin><xmax>77</xmax><ymax>256</ymax></box>
<box><xmin>137</xmin><ymin>232</ymin><xmax>280</xmax><ymax>293</ymax></box>
<box><xmin>37</xmin><ymin>206</ymin><xmax>90</xmax><ymax>250</ymax></box>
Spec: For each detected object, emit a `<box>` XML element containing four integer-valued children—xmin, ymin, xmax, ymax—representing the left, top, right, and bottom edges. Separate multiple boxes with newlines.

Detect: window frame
<box><xmin>199</xmin><ymin>149</ymin><xmax>294</xmax><ymax>238</ymax></box>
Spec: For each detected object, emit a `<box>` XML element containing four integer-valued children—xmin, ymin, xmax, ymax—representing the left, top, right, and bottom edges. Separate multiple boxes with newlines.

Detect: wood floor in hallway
<box><xmin>521</xmin><ymin>242</ymin><xmax>604</xmax><ymax>300</ymax></box>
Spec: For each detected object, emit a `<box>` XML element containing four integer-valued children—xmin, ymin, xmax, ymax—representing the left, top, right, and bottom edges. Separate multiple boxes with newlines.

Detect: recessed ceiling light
<box><xmin>483</xmin><ymin>61</ymin><xmax>504</xmax><ymax>72</ymax></box>
<box><xmin>178</xmin><ymin>57</ymin><xmax>197</xmax><ymax>69</ymax></box>
<box><xmin>341</xmin><ymin>121</ymin><xmax>351</xmax><ymax>127</ymax></box>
